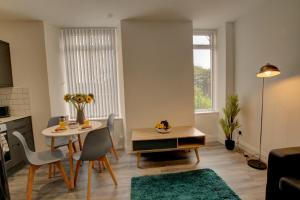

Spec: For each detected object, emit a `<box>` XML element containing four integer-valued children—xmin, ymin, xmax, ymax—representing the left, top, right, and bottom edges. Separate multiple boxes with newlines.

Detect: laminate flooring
<box><xmin>8</xmin><ymin>142</ymin><xmax>267</xmax><ymax>200</ymax></box>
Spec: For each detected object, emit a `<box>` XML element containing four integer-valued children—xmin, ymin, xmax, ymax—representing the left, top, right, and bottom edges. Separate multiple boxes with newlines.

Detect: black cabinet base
<box><xmin>5</xmin><ymin>116</ymin><xmax>34</xmax><ymax>174</ymax></box>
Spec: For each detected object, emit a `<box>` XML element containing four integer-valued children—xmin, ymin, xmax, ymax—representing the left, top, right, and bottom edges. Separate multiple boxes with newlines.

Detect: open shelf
<box><xmin>177</xmin><ymin>137</ymin><xmax>205</xmax><ymax>149</ymax></box>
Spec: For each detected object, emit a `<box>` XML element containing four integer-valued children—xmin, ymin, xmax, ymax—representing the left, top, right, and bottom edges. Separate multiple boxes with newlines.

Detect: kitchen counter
<box><xmin>0</xmin><ymin>115</ymin><xmax>31</xmax><ymax>124</ymax></box>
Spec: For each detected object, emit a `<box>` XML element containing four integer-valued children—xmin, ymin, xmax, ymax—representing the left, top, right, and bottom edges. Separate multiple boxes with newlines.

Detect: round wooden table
<box><xmin>41</xmin><ymin>121</ymin><xmax>103</xmax><ymax>189</ymax></box>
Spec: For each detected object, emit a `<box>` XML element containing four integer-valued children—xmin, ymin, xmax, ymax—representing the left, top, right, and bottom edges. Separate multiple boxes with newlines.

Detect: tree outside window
<box><xmin>193</xmin><ymin>31</ymin><xmax>215</xmax><ymax>112</ymax></box>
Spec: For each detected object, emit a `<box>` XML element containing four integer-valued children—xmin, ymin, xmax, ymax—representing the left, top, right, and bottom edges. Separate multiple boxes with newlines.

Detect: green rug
<box><xmin>131</xmin><ymin>168</ymin><xmax>241</xmax><ymax>200</ymax></box>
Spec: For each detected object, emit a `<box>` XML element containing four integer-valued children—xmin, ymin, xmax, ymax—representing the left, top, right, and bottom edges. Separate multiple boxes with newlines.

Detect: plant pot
<box><xmin>225</xmin><ymin>139</ymin><xmax>235</xmax><ymax>150</ymax></box>
<box><xmin>76</xmin><ymin>109</ymin><xmax>85</xmax><ymax>124</ymax></box>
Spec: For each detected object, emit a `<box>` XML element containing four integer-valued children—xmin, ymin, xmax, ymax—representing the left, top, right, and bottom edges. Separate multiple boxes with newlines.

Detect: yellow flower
<box><xmin>76</xmin><ymin>96</ymin><xmax>84</xmax><ymax>103</ymax></box>
<box><xmin>64</xmin><ymin>94</ymin><xmax>71</xmax><ymax>102</ymax></box>
<box><xmin>88</xmin><ymin>93</ymin><xmax>94</xmax><ymax>99</ymax></box>
<box><xmin>86</xmin><ymin>95</ymin><xmax>93</xmax><ymax>103</ymax></box>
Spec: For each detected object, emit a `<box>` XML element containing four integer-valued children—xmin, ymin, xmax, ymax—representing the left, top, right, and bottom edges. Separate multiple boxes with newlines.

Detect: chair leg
<box><xmin>111</xmin><ymin>145</ymin><xmax>119</xmax><ymax>160</ymax></box>
<box><xmin>74</xmin><ymin>160</ymin><xmax>82</xmax><ymax>187</ymax></box>
<box><xmin>55</xmin><ymin>161</ymin><xmax>70</xmax><ymax>190</ymax></box>
<box><xmin>77</xmin><ymin>135</ymin><xmax>83</xmax><ymax>151</ymax></box>
<box><xmin>53</xmin><ymin>165</ymin><xmax>56</xmax><ymax>177</ymax></box>
<box><xmin>48</xmin><ymin>164</ymin><xmax>52</xmax><ymax>178</ymax></box>
<box><xmin>26</xmin><ymin>165</ymin><xmax>39</xmax><ymax>200</ymax></box>
<box><xmin>87</xmin><ymin>161</ymin><xmax>94</xmax><ymax>200</ymax></box>
<box><xmin>101</xmin><ymin>156</ymin><xmax>117</xmax><ymax>186</ymax></box>
<box><xmin>98</xmin><ymin>160</ymin><xmax>103</xmax><ymax>173</ymax></box>
<box><xmin>102</xmin><ymin>160</ymin><xmax>106</xmax><ymax>169</ymax></box>
<box><xmin>72</xmin><ymin>143</ymin><xmax>77</xmax><ymax>153</ymax></box>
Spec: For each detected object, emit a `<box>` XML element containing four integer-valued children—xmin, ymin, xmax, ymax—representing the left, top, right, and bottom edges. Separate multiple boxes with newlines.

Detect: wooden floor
<box><xmin>8</xmin><ymin>142</ymin><xmax>267</xmax><ymax>200</ymax></box>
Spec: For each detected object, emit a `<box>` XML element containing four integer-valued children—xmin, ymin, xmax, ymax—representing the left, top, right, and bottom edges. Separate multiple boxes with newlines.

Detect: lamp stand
<box><xmin>248</xmin><ymin>77</ymin><xmax>267</xmax><ymax>170</ymax></box>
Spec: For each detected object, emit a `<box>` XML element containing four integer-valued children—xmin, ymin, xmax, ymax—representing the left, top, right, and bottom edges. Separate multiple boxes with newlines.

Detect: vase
<box><xmin>225</xmin><ymin>139</ymin><xmax>235</xmax><ymax>150</ymax></box>
<box><xmin>76</xmin><ymin>109</ymin><xmax>85</xmax><ymax>124</ymax></box>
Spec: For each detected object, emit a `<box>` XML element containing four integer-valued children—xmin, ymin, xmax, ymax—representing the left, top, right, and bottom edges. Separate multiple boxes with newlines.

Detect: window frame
<box><xmin>193</xmin><ymin>30</ymin><xmax>216</xmax><ymax>113</ymax></box>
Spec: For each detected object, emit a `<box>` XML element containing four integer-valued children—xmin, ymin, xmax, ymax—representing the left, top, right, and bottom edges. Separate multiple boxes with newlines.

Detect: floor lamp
<box><xmin>248</xmin><ymin>63</ymin><xmax>280</xmax><ymax>170</ymax></box>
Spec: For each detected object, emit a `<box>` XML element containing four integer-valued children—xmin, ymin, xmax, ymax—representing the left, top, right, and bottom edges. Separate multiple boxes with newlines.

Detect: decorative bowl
<box><xmin>156</xmin><ymin>128</ymin><xmax>172</xmax><ymax>134</ymax></box>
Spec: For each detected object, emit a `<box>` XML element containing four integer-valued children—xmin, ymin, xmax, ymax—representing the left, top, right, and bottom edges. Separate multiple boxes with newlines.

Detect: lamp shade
<box><xmin>256</xmin><ymin>63</ymin><xmax>280</xmax><ymax>78</ymax></box>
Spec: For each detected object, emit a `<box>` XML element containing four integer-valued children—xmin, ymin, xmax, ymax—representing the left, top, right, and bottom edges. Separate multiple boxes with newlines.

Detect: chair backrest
<box><xmin>80</xmin><ymin>127</ymin><xmax>112</xmax><ymax>161</ymax></box>
<box><xmin>107</xmin><ymin>113</ymin><xmax>115</xmax><ymax>134</ymax></box>
<box><xmin>12</xmin><ymin>131</ymin><xmax>33</xmax><ymax>164</ymax></box>
<box><xmin>47</xmin><ymin>116</ymin><xmax>62</xmax><ymax>127</ymax></box>
<box><xmin>45</xmin><ymin>116</ymin><xmax>64</xmax><ymax>147</ymax></box>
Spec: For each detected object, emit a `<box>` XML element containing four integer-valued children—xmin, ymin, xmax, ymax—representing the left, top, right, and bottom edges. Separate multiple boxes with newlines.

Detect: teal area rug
<box><xmin>131</xmin><ymin>168</ymin><xmax>240</xmax><ymax>200</ymax></box>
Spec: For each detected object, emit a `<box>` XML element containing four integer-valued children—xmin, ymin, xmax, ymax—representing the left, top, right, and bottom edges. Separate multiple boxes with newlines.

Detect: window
<box><xmin>193</xmin><ymin>30</ymin><xmax>215</xmax><ymax>112</ymax></box>
<box><xmin>61</xmin><ymin>28</ymin><xmax>120</xmax><ymax>119</ymax></box>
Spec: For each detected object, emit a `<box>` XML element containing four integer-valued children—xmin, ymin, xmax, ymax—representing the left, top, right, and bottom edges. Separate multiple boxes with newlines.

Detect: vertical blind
<box><xmin>61</xmin><ymin>28</ymin><xmax>120</xmax><ymax>119</ymax></box>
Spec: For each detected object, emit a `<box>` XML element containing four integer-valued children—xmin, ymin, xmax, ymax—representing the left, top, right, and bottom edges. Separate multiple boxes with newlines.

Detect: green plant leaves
<box><xmin>219</xmin><ymin>95</ymin><xmax>241</xmax><ymax>140</ymax></box>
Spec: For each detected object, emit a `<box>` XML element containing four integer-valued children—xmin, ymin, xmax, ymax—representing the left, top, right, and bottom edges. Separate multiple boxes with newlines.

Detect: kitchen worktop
<box><xmin>0</xmin><ymin>115</ymin><xmax>31</xmax><ymax>124</ymax></box>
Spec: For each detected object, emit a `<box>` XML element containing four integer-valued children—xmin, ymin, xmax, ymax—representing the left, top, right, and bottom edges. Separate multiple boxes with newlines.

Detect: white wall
<box><xmin>216</xmin><ymin>24</ymin><xmax>227</xmax><ymax>142</ymax></box>
<box><xmin>235</xmin><ymin>0</ymin><xmax>300</xmax><ymax>158</ymax></box>
<box><xmin>0</xmin><ymin>21</ymin><xmax>51</xmax><ymax>151</ymax></box>
<box><xmin>195</xmin><ymin>112</ymin><xmax>218</xmax><ymax>141</ymax></box>
<box><xmin>121</xmin><ymin>20</ymin><xmax>195</xmax><ymax>149</ymax></box>
<box><xmin>216</xmin><ymin>22</ymin><xmax>236</xmax><ymax>142</ymax></box>
<box><xmin>44</xmin><ymin>23</ymin><xmax>67</xmax><ymax>117</ymax></box>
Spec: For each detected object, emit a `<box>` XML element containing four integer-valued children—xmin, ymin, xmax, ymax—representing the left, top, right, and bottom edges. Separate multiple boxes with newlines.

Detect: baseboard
<box><xmin>205</xmin><ymin>134</ymin><xmax>218</xmax><ymax>142</ymax></box>
<box><xmin>238</xmin><ymin>141</ymin><xmax>268</xmax><ymax>163</ymax></box>
<box><xmin>218</xmin><ymin>138</ymin><xmax>268</xmax><ymax>163</ymax></box>
<box><xmin>217</xmin><ymin>138</ymin><xmax>224</xmax><ymax>144</ymax></box>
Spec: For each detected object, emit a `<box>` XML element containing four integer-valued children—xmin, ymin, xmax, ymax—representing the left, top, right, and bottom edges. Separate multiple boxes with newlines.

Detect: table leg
<box><xmin>77</xmin><ymin>135</ymin><xmax>83</xmax><ymax>151</ymax></box>
<box><xmin>49</xmin><ymin>137</ymin><xmax>56</xmax><ymax>178</ymax></box>
<box><xmin>194</xmin><ymin>148</ymin><xmax>200</xmax><ymax>164</ymax></box>
<box><xmin>68</xmin><ymin>138</ymin><xmax>75</xmax><ymax>189</ymax></box>
<box><xmin>136</xmin><ymin>152</ymin><xmax>141</xmax><ymax>168</ymax></box>
<box><xmin>50</xmin><ymin>137</ymin><xmax>55</xmax><ymax>150</ymax></box>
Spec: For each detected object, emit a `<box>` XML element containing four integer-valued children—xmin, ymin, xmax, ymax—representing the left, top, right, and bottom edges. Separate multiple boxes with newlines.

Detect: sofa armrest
<box><xmin>279</xmin><ymin>177</ymin><xmax>300</xmax><ymax>199</ymax></box>
<box><xmin>266</xmin><ymin>147</ymin><xmax>300</xmax><ymax>200</ymax></box>
<box><xmin>279</xmin><ymin>177</ymin><xmax>300</xmax><ymax>193</ymax></box>
<box><xmin>268</xmin><ymin>147</ymin><xmax>300</xmax><ymax>177</ymax></box>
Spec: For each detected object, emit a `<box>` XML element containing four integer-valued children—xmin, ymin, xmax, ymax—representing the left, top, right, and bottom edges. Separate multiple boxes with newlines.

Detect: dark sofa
<box><xmin>266</xmin><ymin>147</ymin><xmax>300</xmax><ymax>200</ymax></box>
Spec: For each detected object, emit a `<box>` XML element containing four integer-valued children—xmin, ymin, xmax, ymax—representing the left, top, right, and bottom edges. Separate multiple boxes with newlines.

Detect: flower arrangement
<box><xmin>155</xmin><ymin>120</ymin><xmax>171</xmax><ymax>133</ymax></box>
<box><xmin>64</xmin><ymin>93</ymin><xmax>94</xmax><ymax>124</ymax></box>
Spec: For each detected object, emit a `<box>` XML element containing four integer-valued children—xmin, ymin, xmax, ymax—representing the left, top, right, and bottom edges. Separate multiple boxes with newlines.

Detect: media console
<box><xmin>131</xmin><ymin>126</ymin><xmax>206</xmax><ymax>168</ymax></box>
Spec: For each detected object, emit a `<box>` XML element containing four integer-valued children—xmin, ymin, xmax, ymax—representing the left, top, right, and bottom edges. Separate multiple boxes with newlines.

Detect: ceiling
<box><xmin>0</xmin><ymin>0</ymin><xmax>267</xmax><ymax>28</ymax></box>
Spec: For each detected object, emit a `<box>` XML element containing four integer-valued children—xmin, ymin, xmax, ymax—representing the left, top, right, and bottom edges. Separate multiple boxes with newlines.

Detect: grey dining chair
<box><xmin>107</xmin><ymin>113</ymin><xmax>119</xmax><ymax>160</ymax></box>
<box><xmin>73</xmin><ymin>127</ymin><xmax>117</xmax><ymax>200</ymax></box>
<box><xmin>93</xmin><ymin>114</ymin><xmax>119</xmax><ymax>172</ymax></box>
<box><xmin>12</xmin><ymin>131</ymin><xmax>69</xmax><ymax>200</ymax></box>
<box><xmin>45</xmin><ymin>116</ymin><xmax>78</xmax><ymax>178</ymax></box>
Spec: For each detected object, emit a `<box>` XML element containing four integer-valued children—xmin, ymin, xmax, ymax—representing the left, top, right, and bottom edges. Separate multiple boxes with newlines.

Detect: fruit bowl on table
<box><xmin>155</xmin><ymin>120</ymin><xmax>172</xmax><ymax>134</ymax></box>
<box><xmin>156</xmin><ymin>128</ymin><xmax>172</xmax><ymax>134</ymax></box>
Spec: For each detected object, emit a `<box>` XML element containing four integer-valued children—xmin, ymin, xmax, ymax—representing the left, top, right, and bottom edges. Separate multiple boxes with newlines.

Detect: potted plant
<box><xmin>64</xmin><ymin>93</ymin><xmax>94</xmax><ymax>124</ymax></box>
<box><xmin>219</xmin><ymin>95</ymin><xmax>240</xmax><ymax>150</ymax></box>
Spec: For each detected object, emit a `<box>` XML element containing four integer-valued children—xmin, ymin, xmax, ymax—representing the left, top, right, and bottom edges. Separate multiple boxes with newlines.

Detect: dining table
<box><xmin>41</xmin><ymin>120</ymin><xmax>103</xmax><ymax>189</ymax></box>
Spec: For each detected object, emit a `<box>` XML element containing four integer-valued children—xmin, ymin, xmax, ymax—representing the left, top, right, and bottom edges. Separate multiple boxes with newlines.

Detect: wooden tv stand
<box><xmin>131</xmin><ymin>126</ymin><xmax>206</xmax><ymax>168</ymax></box>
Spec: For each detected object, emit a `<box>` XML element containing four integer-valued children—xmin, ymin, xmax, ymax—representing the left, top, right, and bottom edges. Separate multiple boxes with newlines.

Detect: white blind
<box><xmin>61</xmin><ymin>28</ymin><xmax>120</xmax><ymax>119</ymax></box>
